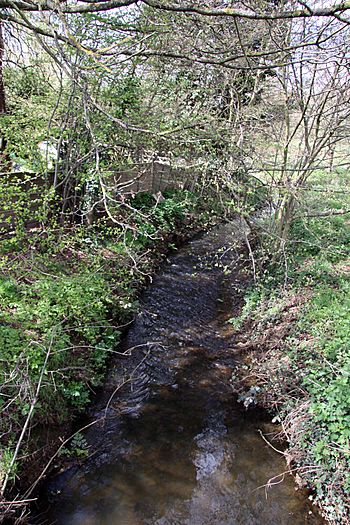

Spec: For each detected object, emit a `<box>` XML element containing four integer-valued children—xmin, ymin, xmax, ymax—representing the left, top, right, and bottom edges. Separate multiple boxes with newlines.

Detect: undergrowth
<box><xmin>231</xmin><ymin>169</ymin><xmax>350</xmax><ymax>524</ymax></box>
<box><xmin>0</xmin><ymin>189</ymin><xmax>217</xmax><ymax>503</ymax></box>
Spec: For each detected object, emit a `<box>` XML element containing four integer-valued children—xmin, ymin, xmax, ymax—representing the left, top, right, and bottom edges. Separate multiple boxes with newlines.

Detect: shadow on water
<box><xmin>33</xmin><ymin>222</ymin><xmax>323</xmax><ymax>525</ymax></box>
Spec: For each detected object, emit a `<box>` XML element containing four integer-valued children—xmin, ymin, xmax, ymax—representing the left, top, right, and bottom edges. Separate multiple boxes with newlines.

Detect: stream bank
<box><xmin>33</xmin><ymin>221</ymin><xmax>323</xmax><ymax>525</ymax></box>
<box><xmin>0</xmin><ymin>190</ymin><xmax>221</xmax><ymax>523</ymax></box>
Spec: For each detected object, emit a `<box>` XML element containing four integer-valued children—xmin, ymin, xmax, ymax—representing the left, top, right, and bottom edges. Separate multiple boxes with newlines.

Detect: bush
<box><xmin>0</xmin><ymin>187</ymin><xmax>212</xmax><ymax>497</ymax></box>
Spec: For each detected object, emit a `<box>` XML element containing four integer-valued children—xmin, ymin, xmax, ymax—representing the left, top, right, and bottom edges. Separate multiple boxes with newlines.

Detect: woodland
<box><xmin>0</xmin><ymin>1</ymin><xmax>349</xmax><ymax>523</ymax></box>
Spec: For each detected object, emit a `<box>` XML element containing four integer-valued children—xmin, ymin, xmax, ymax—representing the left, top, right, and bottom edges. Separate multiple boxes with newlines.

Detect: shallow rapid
<box><xmin>35</xmin><ymin>222</ymin><xmax>322</xmax><ymax>525</ymax></box>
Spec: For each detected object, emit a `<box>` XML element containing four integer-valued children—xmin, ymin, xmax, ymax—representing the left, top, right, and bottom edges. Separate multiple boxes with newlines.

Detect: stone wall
<box><xmin>0</xmin><ymin>160</ymin><xmax>200</xmax><ymax>234</ymax></box>
<box><xmin>106</xmin><ymin>160</ymin><xmax>198</xmax><ymax>195</ymax></box>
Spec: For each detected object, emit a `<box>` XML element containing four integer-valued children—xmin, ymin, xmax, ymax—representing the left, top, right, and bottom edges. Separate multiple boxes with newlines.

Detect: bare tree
<box><xmin>244</xmin><ymin>14</ymin><xmax>350</xmax><ymax>255</ymax></box>
<box><xmin>1</xmin><ymin>0</ymin><xmax>350</xmax><ymax>238</ymax></box>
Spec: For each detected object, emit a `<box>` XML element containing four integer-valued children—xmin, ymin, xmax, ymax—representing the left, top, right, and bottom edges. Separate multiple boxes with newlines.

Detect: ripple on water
<box><xmin>35</xmin><ymin>223</ymin><xmax>323</xmax><ymax>525</ymax></box>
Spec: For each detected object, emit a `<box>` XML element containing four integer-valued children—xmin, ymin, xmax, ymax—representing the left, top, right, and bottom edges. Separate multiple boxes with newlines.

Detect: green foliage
<box><xmin>228</xmin><ymin>287</ymin><xmax>263</xmax><ymax>330</ymax></box>
<box><xmin>1</xmin><ymin>65</ymin><xmax>61</xmax><ymax>169</ymax></box>
<box><xmin>0</xmin><ymin>62</ymin><xmax>64</xmax><ymax>242</ymax></box>
<box><xmin>0</xmin><ymin>182</ymin><xmax>213</xmax><ymax>496</ymax></box>
<box><xmin>224</xmin><ymin>173</ymin><xmax>269</xmax><ymax>216</ymax></box>
<box><xmin>0</xmin><ymin>447</ymin><xmax>17</xmax><ymax>486</ymax></box>
<box><xmin>0</xmin><ymin>267</ymin><xmax>118</xmax><ymax>420</ymax></box>
<box><xmin>291</xmin><ymin>215</ymin><xmax>350</xmax><ymax>264</ymax></box>
<box><xmin>290</xmin><ymin>169</ymin><xmax>350</xmax><ymax>266</ymax></box>
<box><xmin>131</xmin><ymin>192</ymin><xmax>155</xmax><ymax>209</ymax></box>
<box><xmin>150</xmin><ymin>191</ymin><xmax>191</xmax><ymax>228</ymax></box>
<box><xmin>233</xmin><ymin>169</ymin><xmax>350</xmax><ymax>523</ymax></box>
<box><xmin>59</xmin><ymin>432</ymin><xmax>89</xmax><ymax>459</ymax></box>
<box><xmin>296</xmin><ymin>279</ymin><xmax>350</xmax><ymax>508</ymax></box>
<box><xmin>103</xmin><ymin>76</ymin><xmax>141</xmax><ymax>119</ymax></box>
<box><xmin>132</xmin><ymin>190</ymin><xmax>200</xmax><ymax>248</ymax></box>
<box><xmin>4</xmin><ymin>66</ymin><xmax>49</xmax><ymax>99</ymax></box>
<box><xmin>0</xmin><ymin>172</ymin><xmax>50</xmax><ymax>238</ymax></box>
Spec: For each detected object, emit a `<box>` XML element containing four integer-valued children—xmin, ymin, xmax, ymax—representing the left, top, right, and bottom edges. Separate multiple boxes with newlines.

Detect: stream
<box><xmin>34</xmin><ymin>221</ymin><xmax>323</xmax><ymax>525</ymax></box>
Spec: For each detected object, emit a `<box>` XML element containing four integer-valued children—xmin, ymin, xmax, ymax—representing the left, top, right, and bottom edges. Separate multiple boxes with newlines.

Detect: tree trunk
<box><xmin>273</xmin><ymin>194</ymin><xmax>296</xmax><ymax>260</ymax></box>
<box><xmin>0</xmin><ymin>21</ymin><xmax>5</xmax><ymax>116</ymax></box>
<box><xmin>0</xmin><ymin>20</ymin><xmax>7</xmax><ymax>162</ymax></box>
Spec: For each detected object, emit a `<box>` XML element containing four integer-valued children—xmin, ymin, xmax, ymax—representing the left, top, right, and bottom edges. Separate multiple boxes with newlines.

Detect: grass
<box><xmin>233</xmin><ymin>168</ymin><xmax>350</xmax><ymax>524</ymax></box>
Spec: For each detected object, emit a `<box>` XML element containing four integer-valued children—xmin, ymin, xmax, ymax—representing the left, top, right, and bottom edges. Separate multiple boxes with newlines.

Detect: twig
<box><xmin>258</xmin><ymin>429</ymin><xmax>286</xmax><ymax>455</ymax></box>
<box><xmin>1</xmin><ymin>336</ymin><xmax>53</xmax><ymax>497</ymax></box>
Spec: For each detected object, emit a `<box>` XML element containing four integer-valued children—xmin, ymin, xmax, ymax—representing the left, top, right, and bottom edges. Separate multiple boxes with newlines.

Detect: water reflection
<box><xmin>36</xmin><ymin>223</ymin><xmax>322</xmax><ymax>525</ymax></box>
<box><xmin>40</xmin><ymin>361</ymin><xmax>320</xmax><ymax>525</ymax></box>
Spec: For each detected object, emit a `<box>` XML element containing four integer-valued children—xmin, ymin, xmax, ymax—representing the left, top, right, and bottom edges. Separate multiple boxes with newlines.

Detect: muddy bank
<box><xmin>32</xmin><ymin>221</ymin><xmax>323</xmax><ymax>524</ymax></box>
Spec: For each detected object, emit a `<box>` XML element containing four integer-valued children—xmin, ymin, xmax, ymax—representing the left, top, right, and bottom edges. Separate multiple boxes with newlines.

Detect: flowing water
<box><xmin>35</xmin><ymin>222</ymin><xmax>323</xmax><ymax>525</ymax></box>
